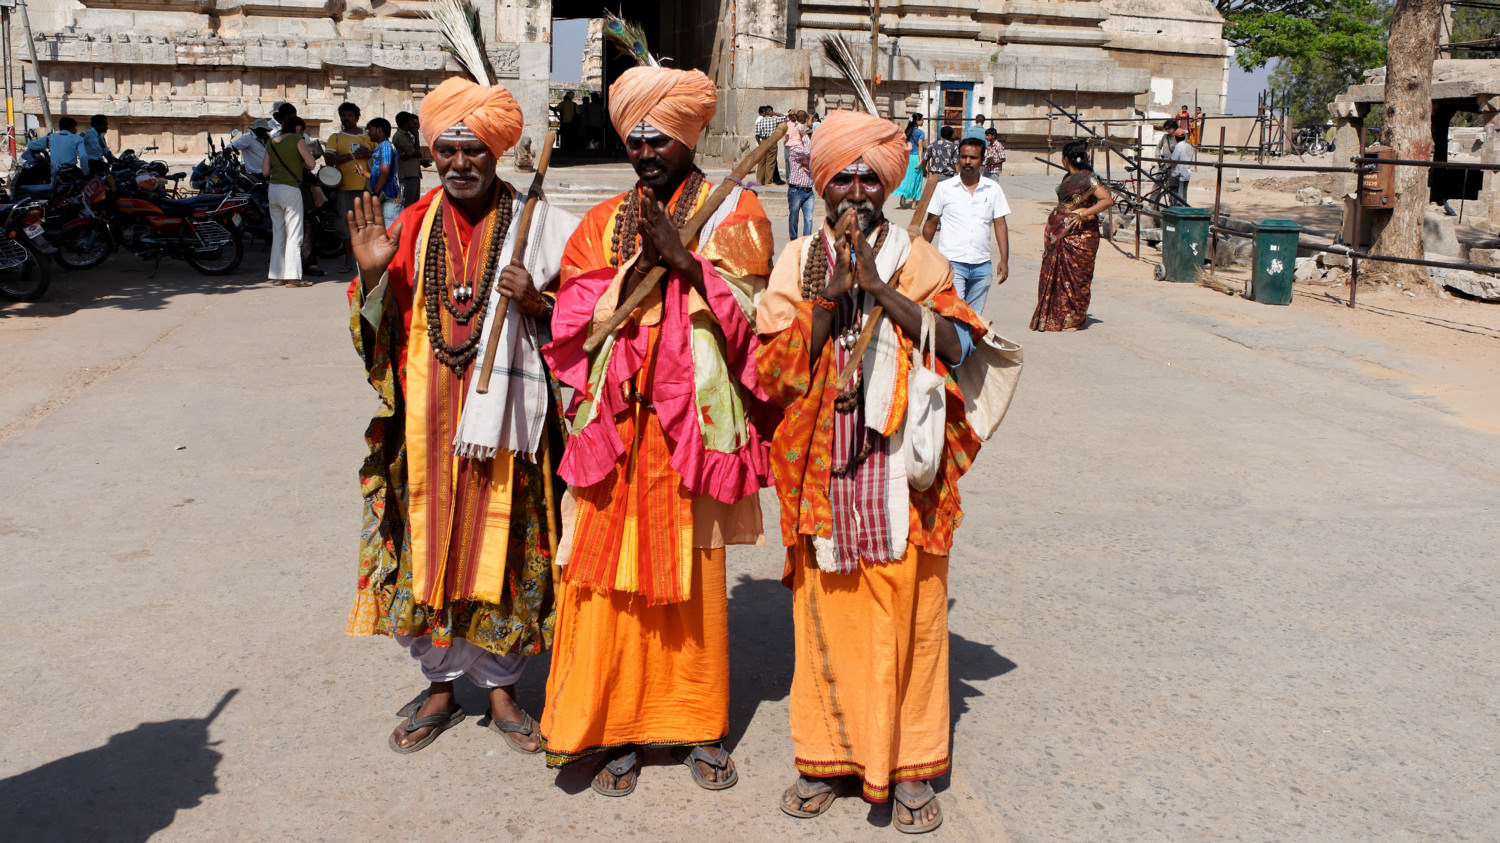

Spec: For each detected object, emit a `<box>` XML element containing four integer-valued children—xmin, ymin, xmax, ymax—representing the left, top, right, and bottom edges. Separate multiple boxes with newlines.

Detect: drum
<box><xmin>316</xmin><ymin>166</ymin><xmax>342</xmax><ymax>189</ymax></box>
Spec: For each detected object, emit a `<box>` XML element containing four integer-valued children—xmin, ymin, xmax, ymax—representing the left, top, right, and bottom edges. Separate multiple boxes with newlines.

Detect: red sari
<box><xmin>1030</xmin><ymin>170</ymin><xmax>1101</xmax><ymax>332</ymax></box>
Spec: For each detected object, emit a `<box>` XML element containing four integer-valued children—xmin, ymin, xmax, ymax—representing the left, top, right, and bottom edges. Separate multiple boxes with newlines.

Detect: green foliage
<box><xmin>1226</xmin><ymin>1</ymin><xmax>1390</xmax><ymax>124</ymax></box>
<box><xmin>1220</xmin><ymin>0</ymin><xmax>1389</xmax><ymax>70</ymax></box>
<box><xmin>1449</xmin><ymin>2</ymin><xmax>1500</xmax><ymax>54</ymax></box>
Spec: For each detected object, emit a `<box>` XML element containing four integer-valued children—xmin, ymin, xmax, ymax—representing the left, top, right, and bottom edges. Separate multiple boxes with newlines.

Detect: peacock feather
<box><xmin>427</xmin><ymin>0</ymin><xmax>495</xmax><ymax>85</ymax></box>
<box><xmin>603</xmin><ymin>10</ymin><xmax>660</xmax><ymax>68</ymax></box>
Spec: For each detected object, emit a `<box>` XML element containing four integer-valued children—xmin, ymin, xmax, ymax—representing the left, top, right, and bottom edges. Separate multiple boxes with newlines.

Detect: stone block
<box><xmin>1296</xmin><ymin>186</ymin><xmax>1321</xmax><ymax>205</ymax></box>
<box><xmin>1469</xmin><ymin>248</ymin><xmax>1500</xmax><ymax>267</ymax></box>
<box><xmin>1429</xmin><ymin>267</ymin><xmax>1500</xmax><ymax>300</ymax></box>
<box><xmin>1317</xmin><ymin>251</ymin><xmax>1350</xmax><ymax>268</ymax></box>
<box><xmin>1293</xmin><ymin>256</ymin><xmax>1321</xmax><ymax>283</ymax></box>
<box><xmin>1423</xmin><ymin>209</ymin><xmax>1461</xmax><ymax>259</ymax></box>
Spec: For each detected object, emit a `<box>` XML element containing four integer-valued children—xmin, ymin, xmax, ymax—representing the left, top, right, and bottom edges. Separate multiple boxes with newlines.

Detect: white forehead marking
<box><xmin>628</xmin><ymin>120</ymin><xmax>662</xmax><ymax>140</ymax></box>
<box><xmin>438</xmin><ymin>121</ymin><xmax>480</xmax><ymax>143</ymax></box>
<box><xmin>840</xmin><ymin>160</ymin><xmax>874</xmax><ymax>175</ymax></box>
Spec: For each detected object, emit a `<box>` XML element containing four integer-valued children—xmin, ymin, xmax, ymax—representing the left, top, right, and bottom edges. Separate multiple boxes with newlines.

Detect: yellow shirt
<box><xmin>325</xmin><ymin>130</ymin><xmax>372</xmax><ymax>191</ymax></box>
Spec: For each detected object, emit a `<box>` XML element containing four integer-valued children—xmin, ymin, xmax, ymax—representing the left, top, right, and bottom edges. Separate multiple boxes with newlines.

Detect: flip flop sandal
<box><xmin>681</xmin><ymin>745</ymin><xmax>738</xmax><ymax>791</ymax></box>
<box><xmin>270</xmin><ymin>279</ymin><xmax>287</xmax><ymax>286</ymax></box>
<box><xmin>892</xmin><ymin>782</ymin><xmax>944</xmax><ymax>835</ymax></box>
<box><xmin>780</xmin><ymin>776</ymin><xmax>840</xmax><ymax>819</ymax></box>
<box><xmin>486</xmin><ymin>709</ymin><xmax>543</xmax><ymax>754</ymax></box>
<box><xmin>387</xmin><ymin>707</ymin><xmax>465</xmax><ymax>755</ymax></box>
<box><xmin>590</xmin><ymin>748</ymin><xmax>639</xmax><ymax>798</ymax></box>
<box><xmin>284</xmin><ymin>279</ymin><xmax>314</xmax><ymax>288</ymax></box>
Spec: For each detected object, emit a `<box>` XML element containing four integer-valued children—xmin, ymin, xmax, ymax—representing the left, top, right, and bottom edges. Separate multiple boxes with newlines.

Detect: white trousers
<box><xmin>394</xmin><ymin>633</ymin><xmax>527</xmax><ymax>689</ymax></box>
<box><xmin>268</xmin><ymin>183</ymin><xmax>303</xmax><ymax>281</ymax></box>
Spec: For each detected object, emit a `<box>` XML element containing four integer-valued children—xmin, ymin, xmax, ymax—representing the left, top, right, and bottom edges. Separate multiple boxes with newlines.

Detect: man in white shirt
<box><xmin>229</xmin><ymin>119</ymin><xmax>274</xmax><ymax>176</ymax></box>
<box><xmin>920</xmin><ymin>135</ymin><xmax>1010</xmax><ymax>316</ymax></box>
<box><xmin>1167</xmin><ymin>122</ymin><xmax>1195</xmax><ymax>206</ymax></box>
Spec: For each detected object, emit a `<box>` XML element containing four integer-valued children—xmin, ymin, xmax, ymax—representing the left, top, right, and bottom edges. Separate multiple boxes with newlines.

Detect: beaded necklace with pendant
<box><xmin>422</xmin><ymin>187</ymin><xmax>516</xmax><ymax>374</ymax></box>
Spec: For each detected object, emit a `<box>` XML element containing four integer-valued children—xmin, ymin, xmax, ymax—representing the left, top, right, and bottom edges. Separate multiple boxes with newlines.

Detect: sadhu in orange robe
<box><xmin>755</xmin><ymin>222</ymin><xmax>987</xmax><ymax>802</ymax></box>
<box><xmin>539</xmin><ymin>176</ymin><xmax>777</xmax><ymax>766</ymax></box>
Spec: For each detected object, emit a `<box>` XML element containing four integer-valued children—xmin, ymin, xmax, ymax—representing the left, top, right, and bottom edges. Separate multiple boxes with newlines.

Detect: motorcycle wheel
<box><xmin>0</xmin><ymin>244</ymin><xmax>53</xmax><ymax>302</ymax></box>
<box><xmin>184</xmin><ymin>234</ymin><xmax>245</xmax><ymax>276</ymax></box>
<box><xmin>54</xmin><ymin>220</ymin><xmax>115</xmax><ymax>270</ymax></box>
<box><xmin>313</xmin><ymin>229</ymin><xmax>346</xmax><ymax>260</ymax></box>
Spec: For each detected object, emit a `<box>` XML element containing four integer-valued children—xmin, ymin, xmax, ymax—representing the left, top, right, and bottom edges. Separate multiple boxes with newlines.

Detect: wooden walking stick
<box><xmin>477</xmin><ymin>130</ymin><xmax>556</xmax><ymax>394</ymax></box>
<box><xmin>581</xmin><ymin>123</ymin><xmax>788</xmax><ymax>354</ymax></box>
<box><xmin>904</xmin><ymin>173</ymin><xmax>940</xmax><ymax>237</ymax></box>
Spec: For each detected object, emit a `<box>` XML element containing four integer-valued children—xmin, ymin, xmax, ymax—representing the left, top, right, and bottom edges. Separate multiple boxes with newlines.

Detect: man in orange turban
<box><xmin>755</xmin><ymin>109</ymin><xmax>989</xmax><ymax>833</ymax></box>
<box><xmin>539</xmin><ymin>65</ymin><xmax>777</xmax><ymax>797</ymax></box>
<box><xmin>342</xmin><ymin>76</ymin><xmax>579</xmax><ymax>757</ymax></box>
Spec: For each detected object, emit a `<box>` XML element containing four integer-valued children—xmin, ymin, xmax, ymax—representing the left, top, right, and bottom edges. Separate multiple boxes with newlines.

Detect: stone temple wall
<box><xmin>19</xmin><ymin>0</ymin><xmax>1228</xmax><ymax>166</ymax></box>
<box><xmin>24</xmin><ymin>1</ymin><xmax>466</xmax><ymax>158</ymax></box>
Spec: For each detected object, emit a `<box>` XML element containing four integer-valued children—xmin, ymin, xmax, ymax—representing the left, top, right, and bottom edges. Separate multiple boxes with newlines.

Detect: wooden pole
<box><xmin>583</xmin><ymin>124</ymin><xmax>788</xmax><ymax>353</ymax></box>
<box><xmin>477</xmin><ymin>130</ymin><xmax>556</xmax><ymax>394</ymax></box>
<box><xmin>868</xmin><ymin>0</ymin><xmax>881</xmax><ymax>107</ymax></box>
<box><xmin>1209</xmin><ymin>126</ymin><xmax>1226</xmax><ymax>282</ymax></box>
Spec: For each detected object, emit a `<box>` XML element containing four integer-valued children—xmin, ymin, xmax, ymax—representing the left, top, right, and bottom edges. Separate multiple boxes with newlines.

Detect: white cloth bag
<box><xmin>902</xmin><ymin>306</ymin><xmax>948</xmax><ymax>491</ymax></box>
<box><xmin>953</xmin><ymin>320</ymin><xmax>1024</xmax><ymax>440</ymax></box>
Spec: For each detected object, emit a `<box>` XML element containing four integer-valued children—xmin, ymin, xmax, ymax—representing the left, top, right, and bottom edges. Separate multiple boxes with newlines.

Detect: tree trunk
<box><xmin>1369</xmin><ymin>0</ymin><xmax>1443</xmax><ymax>289</ymax></box>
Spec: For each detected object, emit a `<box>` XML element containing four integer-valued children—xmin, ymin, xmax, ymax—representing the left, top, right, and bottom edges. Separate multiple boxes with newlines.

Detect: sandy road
<box><xmin>1</xmin><ymin>169</ymin><xmax>1497</xmax><ymax>841</ymax></box>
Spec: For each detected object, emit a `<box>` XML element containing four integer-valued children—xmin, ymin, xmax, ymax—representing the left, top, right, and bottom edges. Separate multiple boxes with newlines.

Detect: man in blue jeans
<box><xmin>919</xmin><ymin>136</ymin><xmax>1010</xmax><ymax>317</ymax></box>
<box><xmin>784</xmin><ymin>110</ymin><xmax>814</xmax><ymax>238</ymax></box>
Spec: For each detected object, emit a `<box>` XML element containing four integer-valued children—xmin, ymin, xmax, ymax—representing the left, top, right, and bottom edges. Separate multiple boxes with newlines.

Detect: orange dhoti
<box><xmin>787</xmin><ymin>539</ymin><xmax>951</xmax><ymax>802</ymax></box>
<box><xmin>542</xmin><ymin>547</ymin><xmax>728</xmax><ymax>766</ymax></box>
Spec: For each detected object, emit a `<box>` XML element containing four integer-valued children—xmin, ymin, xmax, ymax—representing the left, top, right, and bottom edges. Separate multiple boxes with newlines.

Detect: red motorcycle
<box><xmin>114</xmin><ymin>188</ymin><xmax>249</xmax><ymax>275</ymax></box>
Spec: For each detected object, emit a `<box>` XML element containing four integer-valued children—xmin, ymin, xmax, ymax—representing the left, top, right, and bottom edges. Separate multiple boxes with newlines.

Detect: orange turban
<box><xmin>419</xmin><ymin>76</ymin><xmax>523</xmax><ymax>155</ymax></box>
<box><xmin>809</xmin><ymin>110</ymin><xmax>908</xmax><ymax>196</ymax></box>
<box><xmin>608</xmin><ymin>67</ymin><xmax>717</xmax><ymax>150</ymax></box>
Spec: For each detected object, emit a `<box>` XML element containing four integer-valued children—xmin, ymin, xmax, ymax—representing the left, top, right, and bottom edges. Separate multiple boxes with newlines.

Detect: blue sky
<box><xmin>553</xmin><ymin>19</ymin><xmax>1274</xmax><ymax>117</ymax></box>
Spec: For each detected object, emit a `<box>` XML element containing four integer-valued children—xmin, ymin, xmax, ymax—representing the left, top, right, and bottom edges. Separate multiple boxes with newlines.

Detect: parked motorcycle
<box><xmin>0</xmin><ymin>198</ymin><xmax>58</xmax><ymax>302</ymax></box>
<box><xmin>111</xmin><ymin>190</ymin><xmax>252</xmax><ymax>275</ymax></box>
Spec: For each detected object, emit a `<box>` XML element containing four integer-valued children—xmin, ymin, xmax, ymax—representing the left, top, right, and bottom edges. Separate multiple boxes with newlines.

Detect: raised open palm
<box><xmin>349</xmin><ymin>192</ymin><xmax>403</xmax><ymax>281</ymax></box>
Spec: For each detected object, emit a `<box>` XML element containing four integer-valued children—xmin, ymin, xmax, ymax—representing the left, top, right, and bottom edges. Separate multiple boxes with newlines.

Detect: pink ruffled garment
<box><xmin>543</xmin><ymin>254</ymin><xmax>772</xmax><ymax>504</ymax></box>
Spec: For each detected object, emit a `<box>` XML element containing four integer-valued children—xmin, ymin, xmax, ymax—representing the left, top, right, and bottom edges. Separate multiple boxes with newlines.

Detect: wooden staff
<box><xmin>904</xmin><ymin>173</ymin><xmax>940</xmax><ymax>237</ymax></box>
<box><xmin>582</xmin><ymin>123</ymin><xmax>788</xmax><ymax>353</ymax></box>
<box><xmin>477</xmin><ymin>130</ymin><xmax>556</xmax><ymax>394</ymax></box>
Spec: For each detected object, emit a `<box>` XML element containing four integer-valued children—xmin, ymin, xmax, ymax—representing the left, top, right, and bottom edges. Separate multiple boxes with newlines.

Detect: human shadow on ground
<box><xmin>727</xmin><ymin>573</ymin><xmax>796</xmax><ymax>752</ymax></box>
<box><xmin>0</xmin><ymin>688</ymin><xmax>237</xmax><ymax>842</ymax></box>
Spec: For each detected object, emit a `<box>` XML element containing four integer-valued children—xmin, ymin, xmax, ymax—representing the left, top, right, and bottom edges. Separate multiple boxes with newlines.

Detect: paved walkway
<box><xmin>2</xmin><ymin>170</ymin><xmax>1498</xmax><ymax>841</ymax></box>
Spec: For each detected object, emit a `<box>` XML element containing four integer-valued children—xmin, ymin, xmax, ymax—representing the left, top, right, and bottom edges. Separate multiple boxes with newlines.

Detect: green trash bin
<box><xmin>1250</xmin><ymin>218</ymin><xmax>1301</xmax><ymax>305</ymax></box>
<box><xmin>1160</xmin><ymin>206</ymin><xmax>1211</xmax><ymax>283</ymax></box>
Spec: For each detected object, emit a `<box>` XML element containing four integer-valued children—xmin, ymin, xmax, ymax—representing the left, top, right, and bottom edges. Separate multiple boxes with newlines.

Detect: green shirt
<box><xmin>267</xmin><ymin>135</ymin><xmax>306</xmax><ymax>187</ymax></box>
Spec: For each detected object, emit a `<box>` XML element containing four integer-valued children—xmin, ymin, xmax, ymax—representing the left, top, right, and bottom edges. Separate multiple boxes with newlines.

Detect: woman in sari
<box><xmin>893</xmin><ymin>113</ymin><xmax>926</xmax><ymax>209</ymax></box>
<box><xmin>1030</xmin><ymin>141</ymin><xmax>1113</xmax><ymax>332</ymax></box>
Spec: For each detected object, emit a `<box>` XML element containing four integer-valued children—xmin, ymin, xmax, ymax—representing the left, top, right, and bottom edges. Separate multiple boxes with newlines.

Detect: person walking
<box><xmin>1167</xmin><ymin>121</ymin><xmax>1195</xmax><ymax>206</ymax></box>
<box><xmin>365</xmin><ymin>117</ymin><xmax>402</xmax><ymax>228</ymax></box>
<box><xmin>263</xmin><ymin>115</ymin><xmax>317</xmax><ymax>288</ymax></box>
<box><xmin>557</xmin><ymin>91</ymin><xmax>579</xmax><ymax>152</ymax></box>
<box><xmin>755</xmin><ymin>105</ymin><xmax>785</xmax><ymax>185</ymax></box>
<box><xmin>324</xmin><ymin>102</ymin><xmax>372</xmax><ymax>272</ymax></box>
<box><xmin>392</xmin><ymin>111</ymin><xmax>425</xmax><ymax>208</ymax></box>
<box><xmin>786</xmin><ymin>110</ymin><xmax>814</xmax><ymax>238</ymax></box>
<box><xmin>981</xmin><ymin>127</ymin><xmax>1006</xmax><ymax>180</ymax></box>
<box><xmin>922</xmin><ymin>125</ymin><xmax>958</xmax><ymax>180</ymax></box>
<box><xmin>1030</xmin><ymin>140</ymin><xmax>1113</xmax><ymax>332</ymax></box>
<box><xmin>892</xmin><ymin>113</ymin><xmax>926</xmax><ymax>210</ymax></box>
<box><xmin>920</xmin><ymin>135</ymin><xmax>1011</xmax><ymax>317</ymax></box>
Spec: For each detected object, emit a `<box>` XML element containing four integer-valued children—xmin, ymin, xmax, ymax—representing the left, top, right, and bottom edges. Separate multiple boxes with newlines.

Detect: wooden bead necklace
<box><xmin>609</xmin><ymin>168</ymin><xmax>707</xmax><ymax>266</ymax></box>
<box><xmin>422</xmin><ymin>188</ymin><xmax>516</xmax><ymax>374</ymax></box>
